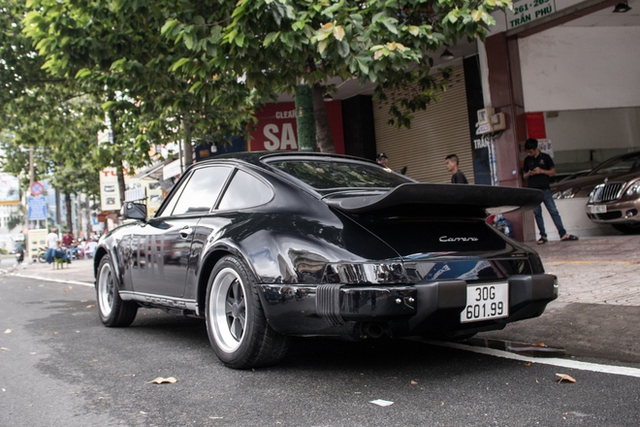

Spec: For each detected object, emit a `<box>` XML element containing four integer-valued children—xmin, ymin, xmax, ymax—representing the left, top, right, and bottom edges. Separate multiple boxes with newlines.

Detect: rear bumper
<box><xmin>258</xmin><ymin>274</ymin><xmax>558</xmax><ymax>338</ymax></box>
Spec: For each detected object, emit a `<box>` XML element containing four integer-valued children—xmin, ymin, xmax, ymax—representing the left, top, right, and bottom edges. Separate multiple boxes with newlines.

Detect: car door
<box><xmin>129</xmin><ymin>165</ymin><xmax>233</xmax><ymax>298</ymax></box>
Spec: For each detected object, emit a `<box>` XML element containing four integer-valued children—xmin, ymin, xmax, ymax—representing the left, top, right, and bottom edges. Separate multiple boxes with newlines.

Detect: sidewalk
<box><xmin>1</xmin><ymin>256</ymin><xmax>95</xmax><ymax>285</ymax></box>
<box><xmin>2</xmin><ymin>235</ymin><xmax>640</xmax><ymax>363</ymax></box>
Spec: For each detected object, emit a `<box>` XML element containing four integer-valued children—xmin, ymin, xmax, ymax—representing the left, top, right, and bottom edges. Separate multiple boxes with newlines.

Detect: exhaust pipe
<box><xmin>360</xmin><ymin>323</ymin><xmax>385</xmax><ymax>339</ymax></box>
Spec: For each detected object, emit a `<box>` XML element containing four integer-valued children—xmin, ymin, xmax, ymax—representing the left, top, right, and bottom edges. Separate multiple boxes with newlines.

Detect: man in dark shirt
<box><xmin>523</xmin><ymin>138</ymin><xmax>578</xmax><ymax>244</ymax></box>
<box><xmin>445</xmin><ymin>154</ymin><xmax>468</xmax><ymax>184</ymax></box>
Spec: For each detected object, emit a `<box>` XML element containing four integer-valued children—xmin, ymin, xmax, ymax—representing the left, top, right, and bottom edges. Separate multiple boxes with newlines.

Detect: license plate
<box><xmin>589</xmin><ymin>205</ymin><xmax>607</xmax><ymax>214</ymax></box>
<box><xmin>460</xmin><ymin>283</ymin><xmax>509</xmax><ymax>323</ymax></box>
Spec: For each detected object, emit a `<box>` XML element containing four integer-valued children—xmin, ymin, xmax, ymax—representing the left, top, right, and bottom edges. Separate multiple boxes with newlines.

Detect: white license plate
<box><xmin>589</xmin><ymin>205</ymin><xmax>607</xmax><ymax>214</ymax></box>
<box><xmin>460</xmin><ymin>283</ymin><xmax>509</xmax><ymax>323</ymax></box>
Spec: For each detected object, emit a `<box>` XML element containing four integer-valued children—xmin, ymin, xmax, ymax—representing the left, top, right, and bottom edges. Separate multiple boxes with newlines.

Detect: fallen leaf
<box><xmin>86</xmin><ymin>305</ymin><xmax>95</xmax><ymax>309</ymax></box>
<box><xmin>524</xmin><ymin>362</ymin><xmax>532</xmax><ymax>367</ymax></box>
<box><xmin>556</xmin><ymin>373</ymin><xmax>576</xmax><ymax>384</ymax></box>
<box><xmin>369</xmin><ymin>399</ymin><xmax>394</xmax><ymax>407</ymax></box>
<box><xmin>533</xmin><ymin>342</ymin><xmax>546</xmax><ymax>347</ymax></box>
<box><xmin>4</xmin><ymin>329</ymin><xmax>11</xmax><ymax>334</ymax></box>
<box><xmin>410</xmin><ymin>380</ymin><xmax>418</xmax><ymax>385</ymax></box>
<box><xmin>150</xmin><ymin>377</ymin><xmax>177</xmax><ymax>384</ymax></box>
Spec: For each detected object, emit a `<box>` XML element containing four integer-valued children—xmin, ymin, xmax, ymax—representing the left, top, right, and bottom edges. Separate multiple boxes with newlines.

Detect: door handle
<box><xmin>179</xmin><ymin>227</ymin><xmax>193</xmax><ymax>239</ymax></box>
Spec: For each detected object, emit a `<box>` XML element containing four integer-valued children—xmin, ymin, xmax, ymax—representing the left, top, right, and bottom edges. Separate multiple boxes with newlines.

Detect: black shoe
<box><xmin>67</xmin><ymin>258</ymin><xmax>71</xmax><ymax>264</ymax></box>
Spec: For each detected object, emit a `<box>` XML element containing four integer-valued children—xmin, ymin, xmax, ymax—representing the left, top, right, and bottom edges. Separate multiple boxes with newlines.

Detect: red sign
<box><xmin>526</xmin><ymin>112</ymin><xmax>547</xmax><ymax>139</ymax></box>
<box><xmin>249</xmin><ymin>102</ymin><xmax>345</xmax><ymax>153</ymax></box>
<box><xmin>30</xmin><ymin>181</ymin><xmax>44</xmax><ymax>196</ymax></box>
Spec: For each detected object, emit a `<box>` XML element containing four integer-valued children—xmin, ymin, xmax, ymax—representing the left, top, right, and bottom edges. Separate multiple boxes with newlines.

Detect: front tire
<box><xmin>38</xmin><ymin>253</ymin><xmax>46</xmax><ymax>263</ymax></box>
<box><xmin>96</xmin><ymin>255</ymin><xmax>138</xmax><ymax>327</ymax></box>
<box><xmin>205</xmin><ymin>255</ymin><xmax>290</xmax><ymax>369</ymax></box>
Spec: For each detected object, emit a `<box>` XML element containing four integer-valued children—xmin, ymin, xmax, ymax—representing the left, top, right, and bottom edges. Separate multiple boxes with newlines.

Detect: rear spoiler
<box><xmin>324</xmin><ymin>183</ymin><xmax>543</xmax><ymax>218</ymax></box>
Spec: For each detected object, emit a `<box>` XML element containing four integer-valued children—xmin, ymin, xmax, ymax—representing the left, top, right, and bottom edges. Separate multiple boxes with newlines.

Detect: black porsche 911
<box><xmin>94</xmin><ymin>152</ymin><xmax>557</xmax><ymax>369</ymax></box>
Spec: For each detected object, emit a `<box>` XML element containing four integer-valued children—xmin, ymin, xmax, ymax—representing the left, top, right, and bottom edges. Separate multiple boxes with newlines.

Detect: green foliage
<box><xmin>2</xmin><ymin>0</ymin><xmax>510</xmax><ymax>195</ymax></box>
<box><xmin>162</xmin><ymin>0</ymin><xmax>511</xmax><ymax>128</ymax></box>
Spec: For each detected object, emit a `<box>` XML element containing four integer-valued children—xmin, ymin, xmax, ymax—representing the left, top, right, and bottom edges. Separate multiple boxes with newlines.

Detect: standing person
<box><xmin>376</xmin><ymin>152</ymin><xmax>393</xmax><ymax>173</ymax></box>
<box><xmin>45</xmin><ymin>227</ymin><xmax>71</xmax><ymax>264</ymax></box>
<box><xmin>445</xmin><ymin>154</ymin><xmax>468</xmax><ymax>184</ymax></box>
<box><xmin>376</xmin><ymin>152</ymin><xmax>408</xmax><ymax>174</ymax></box>
<box><xmin>376</xmin><ymin>152</ymin><xmax>389</xmax><ymax>168</ymax></box>
<box><xmin>523</xmin><ymin>138</ymin><xmax>579</xmax><ymax>244</ymax></box>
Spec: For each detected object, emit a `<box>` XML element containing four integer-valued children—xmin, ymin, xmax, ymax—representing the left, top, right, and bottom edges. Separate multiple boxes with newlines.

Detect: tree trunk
<box><xmin>107</xmin><ymin>108</ymin><xmax>127</xmax><ymax>205</ymax></box>
<box><xmin>182</xmin><ymin>116</ymin><xmax>193</xmax><ymax>168</ymax></box>
<box><xmin>312</xmin><ymin>83</ymin><xmax>335</xmax><ymax>153</ymax></box>
<box><xmin>64</xmin><ymin>191</ymin><xmax>73</xmax><ymax>235</ymax></box>
<box><xmin>55</xmin><ymin>188</ymin><xmax>61</xmax><ymax>226</ymax></box>
<box><xmin>295</xmin><ymin>84</ymin><xmax>316</xmax><ymax>151</ymax></box>
<box><xmin>116</xmin><ymin>160</ymin><xmax>126</xmax><ymax>208</ymax></box>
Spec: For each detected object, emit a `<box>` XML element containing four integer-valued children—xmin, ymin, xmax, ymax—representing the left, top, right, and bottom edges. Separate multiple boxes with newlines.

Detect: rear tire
<box><xmin>205</xmin><ymin>255</ymin><xmax>290</xmax><ymax>369</ymax></box>
<box><xmin>96</xmin><ymin>255</ymin><xmax>138</xmax><ymax>327</ymax></box>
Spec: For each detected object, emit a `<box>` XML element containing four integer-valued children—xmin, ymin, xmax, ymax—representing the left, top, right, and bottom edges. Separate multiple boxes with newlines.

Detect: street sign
<box><xmin>30</xmin><ymin>181</ymin><xmax>44</xmax><ymax>196</ymax></box>
<box><xmin>27</xmin><ymin>196</ymin><xmax>47</xmax><ymax>221</ymax></box>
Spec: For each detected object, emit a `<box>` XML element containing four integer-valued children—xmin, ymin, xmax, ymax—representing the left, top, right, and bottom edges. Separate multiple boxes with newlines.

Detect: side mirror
<box><xmin>123</xmin><ymin>202</ymin><xmax>147</xmax><ymax>221</ymax></box>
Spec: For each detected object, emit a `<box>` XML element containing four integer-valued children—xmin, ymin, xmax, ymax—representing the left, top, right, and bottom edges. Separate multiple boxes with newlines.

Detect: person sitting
<box><xmin>84</xmin><ymin>239</ymin><xmax>98</xmax><ymax>259</ymax></box>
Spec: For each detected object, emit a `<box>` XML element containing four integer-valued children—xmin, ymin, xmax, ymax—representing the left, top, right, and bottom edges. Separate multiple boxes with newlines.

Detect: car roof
<box><xmin>194</xmin><ymin>151</ymin><xmax>377</xmax><ymax>167</ymax></box>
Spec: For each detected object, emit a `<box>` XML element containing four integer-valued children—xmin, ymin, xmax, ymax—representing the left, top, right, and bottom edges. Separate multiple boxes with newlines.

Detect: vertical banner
<box><xmin>100</xmin><ymin>168</ymin><xmax>122</xmax><ymax>211</ymax></box>
<box><xmin>526</xmin><ymin>112</ymin><xmax>547</xmax><ymax>139</ymax></box>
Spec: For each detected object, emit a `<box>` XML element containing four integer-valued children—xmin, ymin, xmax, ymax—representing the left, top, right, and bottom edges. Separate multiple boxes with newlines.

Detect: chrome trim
<box><xmin>119</xmin><ymin>291</ymin><xmax>198</xmax><ymax>312</ymax></box>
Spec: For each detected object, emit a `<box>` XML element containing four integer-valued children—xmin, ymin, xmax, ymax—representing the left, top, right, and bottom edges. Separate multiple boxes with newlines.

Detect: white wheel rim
<box><xmin>97</xmin><ymin>262</ymin><xmax>114</xmax><ymax>317</ymax></box>
<box><xmin>209</xmin><ymin>267</ymin><xmax>246</xmax><ymax>353</ymax></box>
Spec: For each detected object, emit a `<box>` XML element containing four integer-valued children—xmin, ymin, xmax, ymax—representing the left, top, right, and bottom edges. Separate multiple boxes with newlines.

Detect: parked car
<box><xmin>94</xmin><ymin>152</ymin><xmax>557</xmax><ymax>369</ymax></box>
<box><xmin>551</xmin><ymin>151</ymin><xmax>640</xmax><ymax>199</ymax></box>
<box><xmin>585</xmin><ymin>172</ymin><xmax>640</xmax><ymax>234</ymax></box>
<box><xmin>548</xmin><ymin>169</ymin><xmax>591</xmax><ymax>185</ymax></box>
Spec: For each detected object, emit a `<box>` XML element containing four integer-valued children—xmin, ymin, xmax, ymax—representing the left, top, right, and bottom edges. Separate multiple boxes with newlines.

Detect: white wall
<box><xmin>545</xmin><ymin>108</ymin><xmax>640</xmax><ymax>150</ymax></box>
<box><xmin>519</xmin><ymin>26</ymin><xmax>640</xmax><ymax>112</ymax></box>
<box><xmin>540</xmin><ymin>198</ymin><xmax>618</xmax><ymax>239</ymax></box>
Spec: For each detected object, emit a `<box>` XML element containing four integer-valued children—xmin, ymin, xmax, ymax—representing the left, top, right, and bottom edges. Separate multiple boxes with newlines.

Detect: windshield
<box><xmin>268</xmin><ymin>159</ymin><xmax>414</xmax><ymax>190</ymax></box>
<box><xmin>591</xmin><ymin>153</ymin><xmax>640</xmax><ymax>175</ymax></box>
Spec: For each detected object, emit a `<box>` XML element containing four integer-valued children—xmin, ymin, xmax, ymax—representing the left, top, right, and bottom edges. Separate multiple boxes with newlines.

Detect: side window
<box><xmin>155</xmin><ymin>172</ymin><xmax>190</xmax><ymax>217</ymax></box>
<box><xmin>171</xmin><ymin>166</ymin><xmax>232</xmax><ymax>215</ymax></box>
<box><xmin>218</xmin><ymin>169</ymin><xmax>273</xmax><ymax>210</ymax></box>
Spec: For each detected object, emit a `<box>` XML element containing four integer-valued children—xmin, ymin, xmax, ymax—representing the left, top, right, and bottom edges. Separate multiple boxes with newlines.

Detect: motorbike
<box><xmin>15</xmin><ymin>248</ymin><xmax>25</xmax><ymax>265</ymax></box>
<box><xmin>35</xmin><ymin>246</ymin><xmax>48</xmax><ymax>263</ymax></box>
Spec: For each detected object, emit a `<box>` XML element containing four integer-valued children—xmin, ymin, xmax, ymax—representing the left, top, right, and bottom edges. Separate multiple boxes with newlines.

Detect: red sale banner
<box><xmin>249</xmin><ymin>102</ymin><xmax>345</xmax><ymax>153</ymax></box>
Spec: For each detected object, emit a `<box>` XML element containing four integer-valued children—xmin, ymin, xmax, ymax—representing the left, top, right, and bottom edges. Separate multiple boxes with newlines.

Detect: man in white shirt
<box><xmin>45</xmin><ymin>228</ymin><xmax>70</xmax><ymax>264</ymax></box>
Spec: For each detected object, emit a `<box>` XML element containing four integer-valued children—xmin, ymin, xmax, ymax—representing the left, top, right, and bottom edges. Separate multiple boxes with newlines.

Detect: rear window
<box><xmin>268</xmin><ymin>159</ymin><xmax>413</xmax><ymax>189</ymax></box>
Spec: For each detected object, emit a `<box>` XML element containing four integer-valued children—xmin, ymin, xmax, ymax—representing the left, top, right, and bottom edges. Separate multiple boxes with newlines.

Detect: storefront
<box><xmin>481</xmin><ymin>0</ymin><xmax>640</xmax><ymax>239</ymax></box>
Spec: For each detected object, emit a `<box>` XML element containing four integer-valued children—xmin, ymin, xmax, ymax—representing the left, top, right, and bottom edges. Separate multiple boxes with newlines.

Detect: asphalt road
<box><xmin>1</xmin><ymin>275</ymin><xmax>639</xmax><ymax>427</ymax></box>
